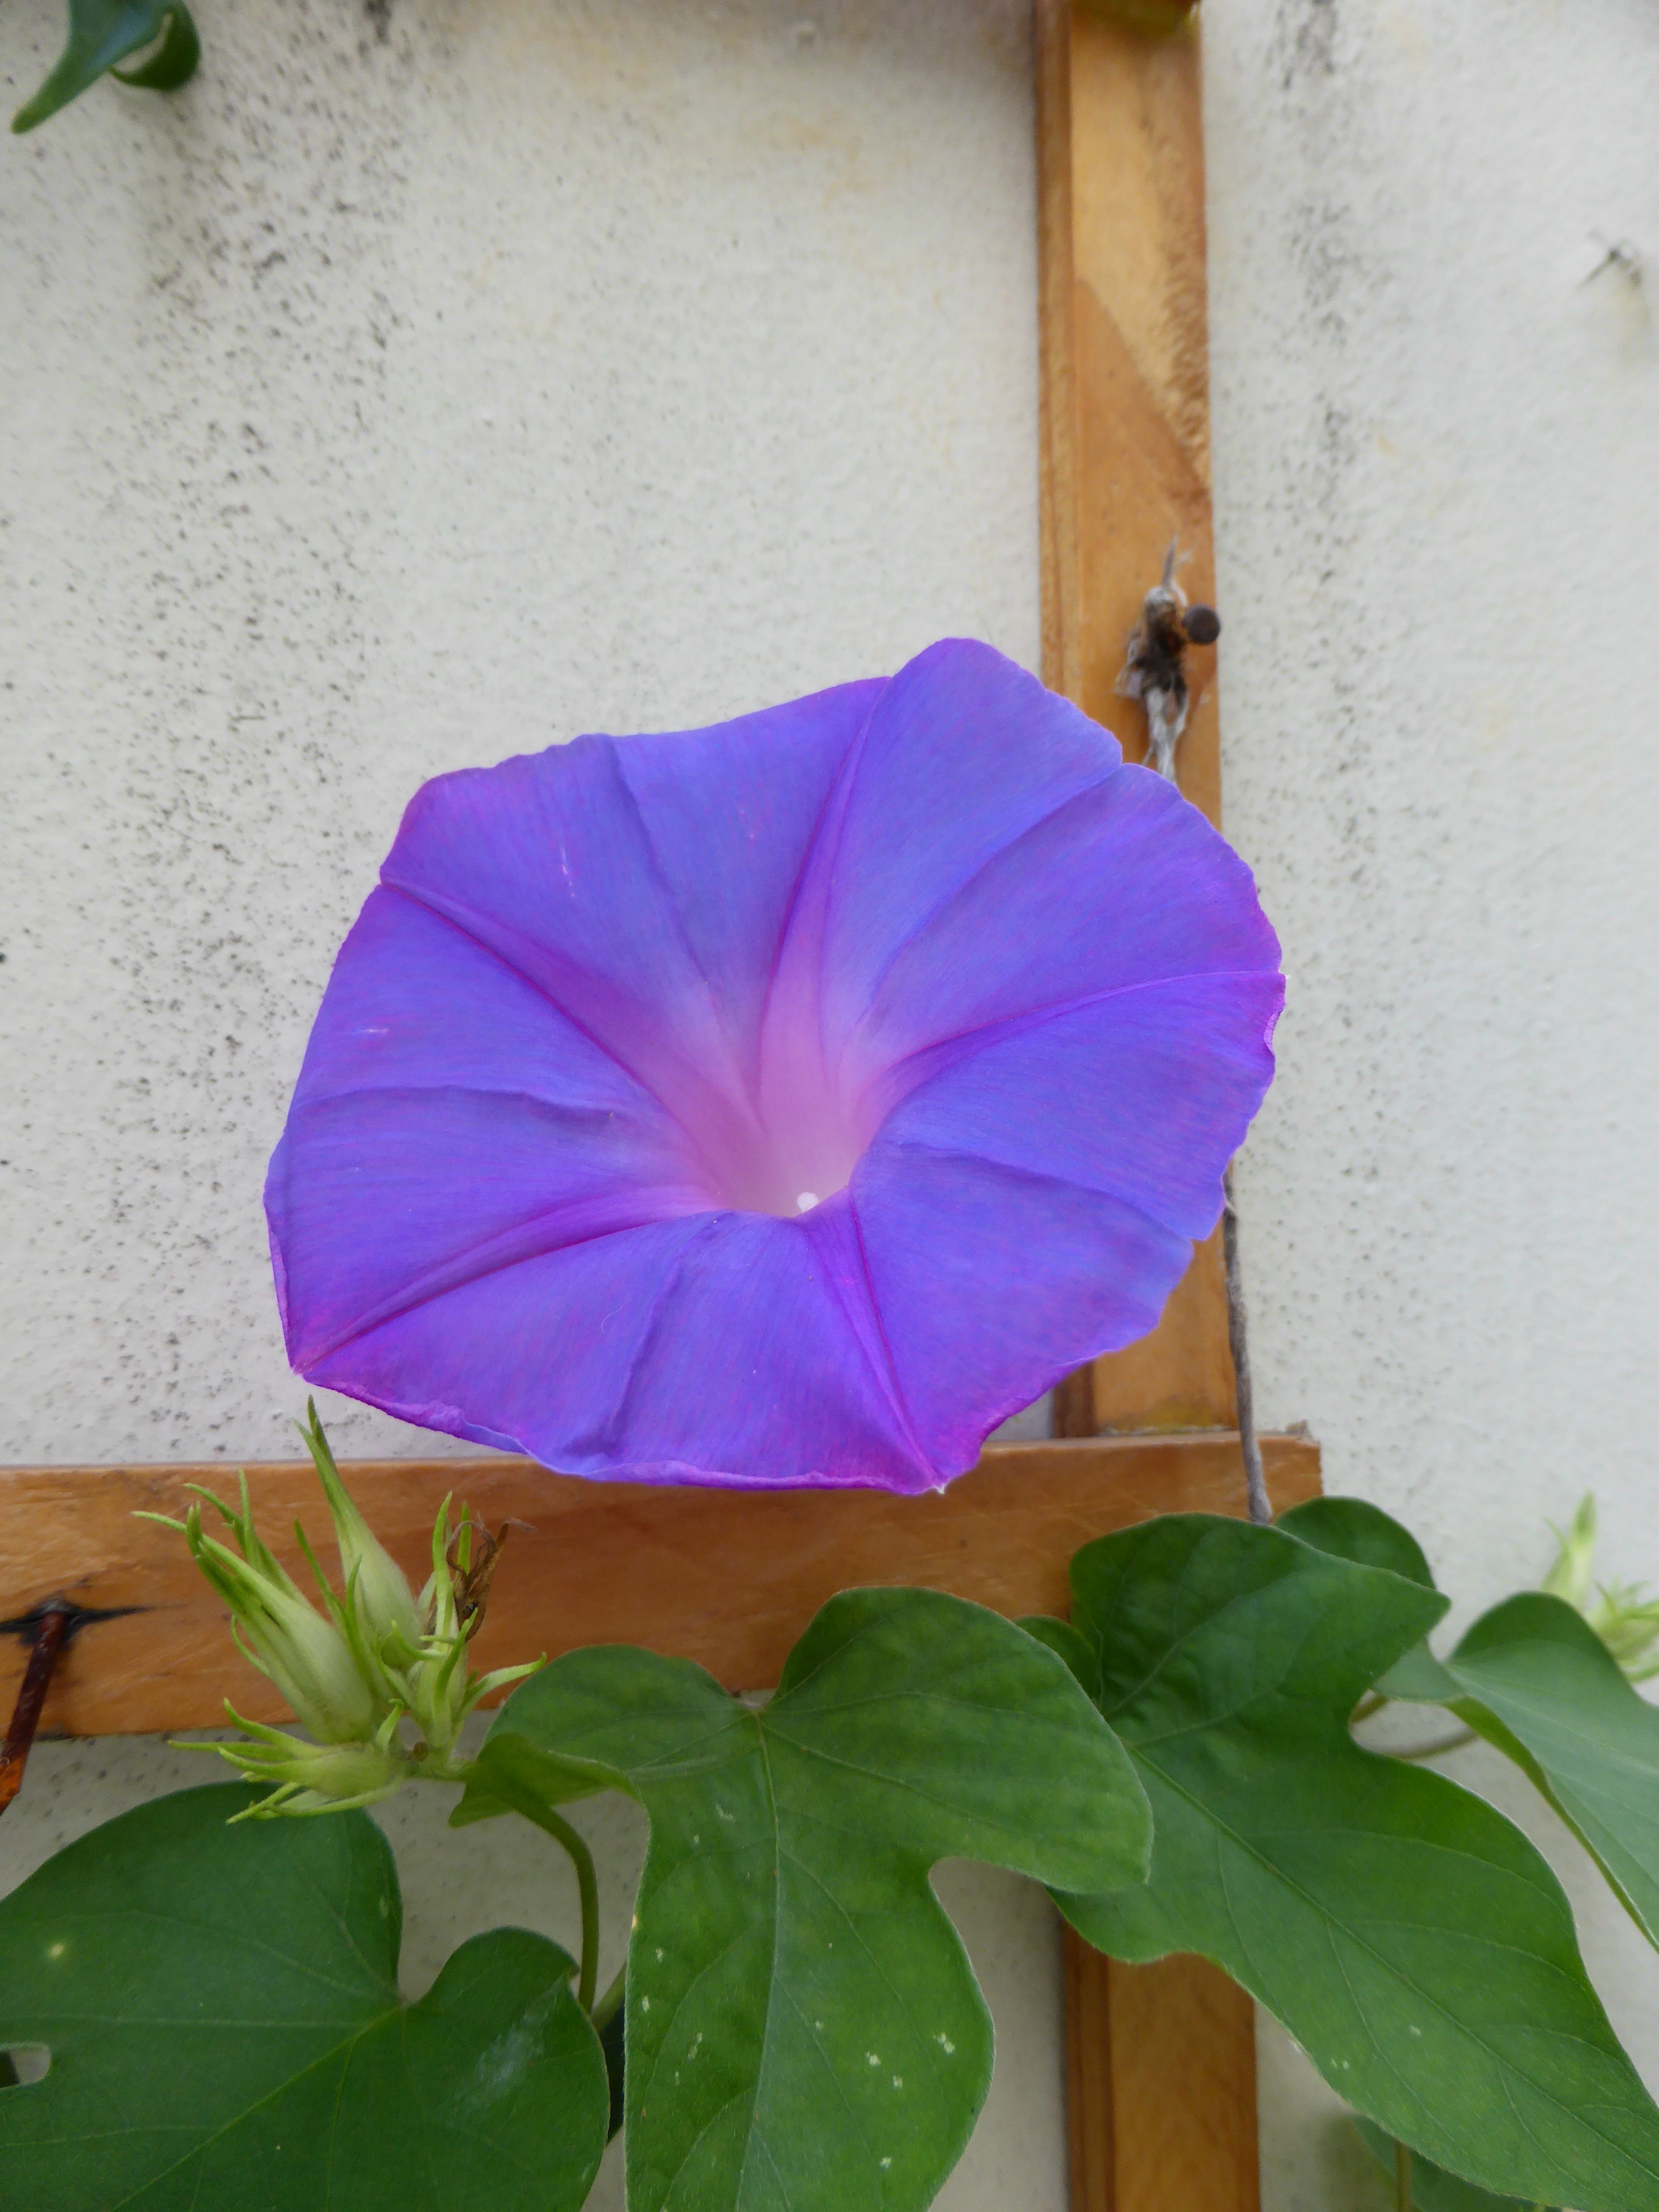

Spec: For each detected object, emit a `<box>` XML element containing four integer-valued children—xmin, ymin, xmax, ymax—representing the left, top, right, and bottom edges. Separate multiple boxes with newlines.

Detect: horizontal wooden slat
<box><xmin>0</xmin><ymin>1433</ymin><xmax>1318</xmax><ymax>1735</ymax></box>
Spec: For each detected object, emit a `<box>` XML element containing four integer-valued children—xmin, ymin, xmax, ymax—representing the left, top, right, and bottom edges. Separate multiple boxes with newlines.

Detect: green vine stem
<box><xmin>513</xmin><ymin>1797</ymin><xmax>601</xmax><ymax>2014</ymax></box>
<box><xmin>1385</xmin><ymin>1726</ymin><xmax>1478</xmax><ymax>1764</ymax></box>
<box><xmin>1350</xmin><ymin>1692</ymin><xmax>1479</xmax><ymax>1764</ymax></box>
<box><xmin>590</xmin><ymin>1960</ymin><xmax>626</xmax><ymax>2035</ymax></box>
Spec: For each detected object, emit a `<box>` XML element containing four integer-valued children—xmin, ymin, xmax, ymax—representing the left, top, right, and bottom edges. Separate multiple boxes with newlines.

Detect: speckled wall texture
<box><xmin>4</xmin><ymin>2</ymin><xmax>1659</xmax><ymax>2207</ymax></box>
<box><xmin>0</xmin><ymin>6</ymin><xmax>1062</xmax><ymax>2208</ymax></box>
<box><xmin>1</xmin><ymin>0</ymin><xmax>1041</xmax><ymax>1469</ymax></box>
<box><xmin>1204</xmin><ymin>2</ymin><xmax>1659</xmax><ymax>2201</ymax></box>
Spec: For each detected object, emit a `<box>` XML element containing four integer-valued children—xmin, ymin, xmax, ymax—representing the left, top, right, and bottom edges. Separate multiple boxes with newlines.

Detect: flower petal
<box><xmin>873</xmin><ymin>971</ymin><xmax>1285</xmax><ymax>1242</ymax></box>
<box><xmin>847</xmin><ymin>963</ymin><xmax>1281</xmax><ymax>1472</ymax></box>
<box><xmin>380</xmin><ymin>682</ymin><xmax>877</xmax><ymax>1125</ymax></box>
<box><xmin>289</xmin><ymin>886</ymin><xmax>684</xmax><ymax>1118</ymax></box>
<box><xmin>850</xmin><ymin>1145</ymin><xmax>1191</xmax><ymax>1478</ymax></box>
<box><xmin>611</xmin><ymin>681</ymin><xmax>883</xmax><ymax>1082</ymax></box>
<box><xmin>765</xmin><ymin>638</ymin><xmax>1119</xmax><ymax>1083</ymax></box>
<box><xmin>270</xmin><ymin>1090</ymin><xmax>704</xmax><ymax>1374</ymax></box>
<box><xmin>303</xmin><ymin>1207</ymin><xmax>929</xmax><ymax>1489</ymax></box>
<box><xmin>841</xmin><ymin>739</ymin><xmax>1282</xmax><ymax>1107</ymax></box>
<box><xmin>267</xmin><ymin>889</ymin><xmax>703</xmax><ymax>1368</ymax></box>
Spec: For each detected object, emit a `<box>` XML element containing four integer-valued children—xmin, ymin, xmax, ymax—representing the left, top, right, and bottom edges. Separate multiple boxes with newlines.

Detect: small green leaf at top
<box><xmin>1278</xmin><ymin>1493</ymin><xmax>1438</xmax><ymax>1589</ymax></box>
<box><xmin>1277</xmin><ymin>1494</ymin><xmax>1457</xmax><ymax>1700</ymax></box>
<box><xmin>1390</xmin><ymin>1589</ymin><xmax>1659</xmax><ymax>1952</ymax></box>
<box><xmin>1354</xmin><ymin>2118</ymin><xmax>1552</xmax><ymax>2212</ymax></box>
<box><xmin>1045</xmin><ymin>1514</ymin><xmax>1659</xmax><ymax>2212</ymax></box>
<box><xmin>0</xmin><ymin>1782</ymin><xmax>609</xmax><ymax>2212</ymax></box>
<box><xmin>459</xmin><ymin>1585</ymin><xmax>1151</xmax><ymax>2212</ymax></box>
<box><xmin>13</xmin><ymin>1</ymin><xmax>199</xmax><ymax>135</ymax></box>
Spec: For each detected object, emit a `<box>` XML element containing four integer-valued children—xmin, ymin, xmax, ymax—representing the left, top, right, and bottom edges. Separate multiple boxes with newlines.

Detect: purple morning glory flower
<box><xmin>266</xmin><ymin>639</ymin><xmax>1281</xmax><ymax>1492</ymax></box>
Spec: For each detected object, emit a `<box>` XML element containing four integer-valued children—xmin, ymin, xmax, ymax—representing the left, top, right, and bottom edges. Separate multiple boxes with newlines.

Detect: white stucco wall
<box><xmin>0</xmin><ymin>0</ymin><xmax>1041</xmax><ymax>1470</ymax></box>
<box><xmin>4</xmin><ymin>1</ymin><xmax>1659</xmax><ymax>2207</ymax></box>
<box><xmin>0</xmin><ymin>6</ymin><xmax>1065</xmax><ymax>2208</ymax></box>
<box><xmin>1204</xmin><ymin>1</ymin><xmax>1659</xmax><ymax>2200</ymax></box>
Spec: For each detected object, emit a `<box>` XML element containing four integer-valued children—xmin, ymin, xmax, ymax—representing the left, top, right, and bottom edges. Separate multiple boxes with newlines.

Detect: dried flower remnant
<box><xmin>267</xmin><ymin>639</ymin><xmax>1282</xmax><ymax>1491</ymax></box>
<box><xmin>1114</xmin><ymin>540</ymin><xmax>1222</xmax><ymax>782</ymax></box>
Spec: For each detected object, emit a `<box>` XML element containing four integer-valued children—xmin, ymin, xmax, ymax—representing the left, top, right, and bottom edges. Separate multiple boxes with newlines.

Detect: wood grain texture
<box><xmin>1036</xmin><ymin>10</ymin><xmax>1266</xmax><ymax>2208</ymax></box>
<box><xmin>1036</xmin><ymin>0</ymin><xmax>1230</xmax><ymax>1441</ymax></box>
<box><xmin>0</xmin><ymin>1433</ymin><xmax>1318</xmax><ymax>1738</ymax></box>
<box><xmin>1064</xmin><ymin>1936</ymin><xmax>1260</xmax><ymax>2212</ymax></box>
<box><xmin>1065</xmin><ymin>1931</ymin><xmax>1116</xmax><ymax>2212</ymax></box>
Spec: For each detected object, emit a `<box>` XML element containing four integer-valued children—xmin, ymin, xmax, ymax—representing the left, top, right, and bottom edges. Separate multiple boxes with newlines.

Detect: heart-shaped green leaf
<box><xmin>1278</xmin><ymin>1493</ymin><xmax>1438</xmax><ymax>1589</ymax></box>
<box><xmin>459</xmin><ymin>1586</ymin><xmax>1151</xmax><ymax>2212</ymax></box>
<box><xmin>1283</xmin><ymin>1495</ymin><xmax>1659</xmax><ymax>1943</ymax></box>
<box><xmin>1392</xmin><ymin>1590</ymin><xmax>1659</xmax><ymax>1949</ymax></box>
<box><xmin>1277</xmin><ymin>1495</ymin><xmax>1456</xmax><ymax>1701</ymax></box>
<box><xmin>1045</xmin><ymin>1516</ymin><xmax>1659</xmax><ymax>2212</ymax></box>
<box><xmin>13</xmin><ymin>0</ymin><xmax>199</xmax><ymax>135</ymax></box>
<box><xmin>0</xmin><ymin>1782</ymin><xmax>609</xmax><ymax>2211</ymax></box>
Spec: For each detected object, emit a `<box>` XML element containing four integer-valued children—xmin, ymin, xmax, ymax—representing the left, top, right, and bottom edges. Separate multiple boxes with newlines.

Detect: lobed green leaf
<box><xmin>1284</xmin><ymin>1494</ymin><xmax>1659</xmax><ymax>1946</ymax></box>
<box><xmin>461</xmin><ymin>1585</ymin><xmax>1150</xmax><ymax>2212</ymax></box>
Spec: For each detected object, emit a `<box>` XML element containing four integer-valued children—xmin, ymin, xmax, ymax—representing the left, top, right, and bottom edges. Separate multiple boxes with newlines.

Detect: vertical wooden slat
<box><xmin>1036</xmin><ymin>0</ymin><xmax>1083</xmax><ymax>714</ymax></box>
<box><xmin>1037</xmin><ymin>0</ymin><xmax>1233</xmax><ymax>1442</ymax></box>
<box><xmin>1102</xmin><ymin>1950</ymin><xmax>1260</xmax><ymax>2212</ymax></box>
<box><xmin>1063</xmin><ymin>1936</ymin><xmax>1260</xmax><ymax>2212</ymax></box>
<box><xmin>1064</xmin><ymin>1929</ymin><xmax>1116</xmax><ymax>2212</ymax></box>
<box><xmin>1035</xmin><ymin>7</ymin><xmax>1262</xmax><ymax>2208</ymax></box>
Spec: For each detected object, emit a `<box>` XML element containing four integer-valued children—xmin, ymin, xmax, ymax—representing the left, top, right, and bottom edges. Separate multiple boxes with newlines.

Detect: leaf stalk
<box><xmin>514</xmin><ymin>1797</ymin><xmax>601</xmax><ymax>2014</ymax></box>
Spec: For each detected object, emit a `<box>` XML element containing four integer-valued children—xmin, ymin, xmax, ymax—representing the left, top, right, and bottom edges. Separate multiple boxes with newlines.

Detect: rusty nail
<box><xmin>0</xmin><ymin>1602</ymin><xmax>75</xmax><ymax>1817</ymax></box>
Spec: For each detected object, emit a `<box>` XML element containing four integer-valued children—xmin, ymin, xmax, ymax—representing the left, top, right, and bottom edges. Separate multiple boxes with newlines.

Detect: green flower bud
<box><xmin>157</xmin><ymin>1484</ymin><xmax>381</xmax><ymax>1743</ymax></box>
<box><xmin>299</xmin><ymin>1399</ymin><xmax>423</xmax><ymax>1661</ymax></box>
<box><xmin>191</xmin><ymin>1504</ymin><xmax>383</xmax><ymax>1743</ymax></box>
<box><xmin>1587</xmin><ymin>1584</ymin><xmax>1659</xmax><ymax>1682</ymax></box>
<box><xmin>1541</xmin><ymin>1494</ymin><xmax>1598</xmax><ymax>1612</ymax></box>
<box><xmin>204</xmin><ymin>1706</ymin><xmax>411</xmax><ymax>1819</ymax></box>
<box><xmin>1539</xmin><ymin>1493</ymin><xmax>1659</xmax><ymax>1683</ymax></box>
<box><xmin>151</xmin><ymin>1417</ymin><xmax>544</xmax><ymax>1800</ymax></box>
<box><xmin>398</xmin><ymin>1498</ymin><xmax>543</xmax><ymax>1764</ymax></box>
